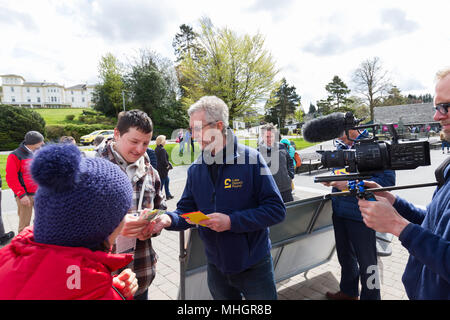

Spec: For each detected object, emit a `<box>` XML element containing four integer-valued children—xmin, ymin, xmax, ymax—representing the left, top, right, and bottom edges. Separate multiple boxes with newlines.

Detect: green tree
<box><xmin>179</xmin><ymin>17</ymin><xmax>278</xmax><ymax>125</ymax></box>
<box><xmin>308</xmin><ymin>103</ymin><xmax>317</xmax><ymax>114</ymax></box>
<box><xmin>264</xmin><ymin>78</ymin><xmax>301</xmax><ymax>128</ymax></box>
<box><xmin>0</xmin><ymin>104</ymin><xmax>46</xmax><ymax>150</ymax></box>
<box><xmin>325</xmin><ymin>75</ymin><xmax>352</xmax><ymax>109</ymax></box>
<box><xmin>124</xmin><ymin>50</ymin><xmax>188</xmax><ymax>136</ymax></box>
<box><xmin>92</xmin><ymin>53</ymin><xmax>125</xmax><ymax>118</ymax></box>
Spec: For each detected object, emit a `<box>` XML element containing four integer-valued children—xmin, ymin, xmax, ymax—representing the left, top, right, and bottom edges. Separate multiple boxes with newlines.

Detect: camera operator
<box><xmin>358</xmin><ymin>68</ymin><xmax>450</xmax><ymax>299</ymax></box>
<box><xmin>321</xmin><ymin>128</ymin><xmax>396</xmax><ymax>300</ymax></box>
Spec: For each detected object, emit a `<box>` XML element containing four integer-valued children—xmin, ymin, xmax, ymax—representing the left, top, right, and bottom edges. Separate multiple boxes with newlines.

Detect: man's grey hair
<box><xmin>188</xmin><ymin>96</ymin><xmax>229</xmax><ymax>125</ymax></box>
<box><xmin>436</xmin><ymin>67</ymin><xmax>450</xmax><ymax>81</ymax></box>
<box><xmin>261</xmin><ymin>123</ymin><xmax>278</xmax><ymax>132</ymax></box>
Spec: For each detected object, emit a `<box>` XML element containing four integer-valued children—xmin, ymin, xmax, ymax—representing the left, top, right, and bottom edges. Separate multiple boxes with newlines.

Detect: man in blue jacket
<box><xmin>321</xmin><ymin>129</ymin><xmax>396</xmax><ymax>300</ymax></box>
<box><xmin>152</xmin><ymin>96</ymin><xmax>286</xmax><ymax>300</ymax></box>
<box><xmin>359</xmin><ymin>68</ymin><xmax>450</xmax><ymax>299</ymax></box>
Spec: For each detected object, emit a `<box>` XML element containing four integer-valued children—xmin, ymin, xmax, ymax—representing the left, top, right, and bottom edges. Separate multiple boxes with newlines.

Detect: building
<box><xmin>0</xmin><ymin>74</ymin><xmax>96</xmax><ymax>108</ymax></box>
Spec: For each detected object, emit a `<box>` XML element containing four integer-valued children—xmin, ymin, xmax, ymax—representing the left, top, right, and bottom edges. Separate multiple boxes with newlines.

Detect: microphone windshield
<box><xmin>302</xmin><ymin>113</ymin><xmax>346</xmax><ymax>143</ymax></box>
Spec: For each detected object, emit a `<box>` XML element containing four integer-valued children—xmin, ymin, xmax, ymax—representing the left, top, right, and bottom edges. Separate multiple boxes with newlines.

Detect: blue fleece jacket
<box><xmin>331</xmin><ymin>131</ymin><xmax>396</xmax><ymax>221</ymax></box>
<box><xmin>395</xmin><ymin>162</ymin><xmax>450</xmax><ymax>300</ymax></box>
<box><xmin>166</xmin><ymin>134</ymin><xmax>286</xmax><ymax>274</ymax></box>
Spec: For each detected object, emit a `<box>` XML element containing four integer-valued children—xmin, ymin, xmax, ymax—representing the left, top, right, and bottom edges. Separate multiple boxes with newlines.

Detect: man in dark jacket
<box><xmin>258</xmin><ymin>124</ymin><xmax>295</xmax><ymax>203</ymax></box>
<box><xmin>321</xmin><ymin>129</ymin><xmax>396</xmax><ymax>300</ymax></box>
<box><xmin>151</xmin><ymin>96</ymin><xmax>286</xmax><ymax>300</ymax></box>
<box><xmin>6</xmin><ymin>131</ymin><xmax>44</xmax><ymax>233</ymax></box>
<box><xmin>358</xmin><ymin>67</ymin><xmax>450</xmax><ymax>299</ymax></box>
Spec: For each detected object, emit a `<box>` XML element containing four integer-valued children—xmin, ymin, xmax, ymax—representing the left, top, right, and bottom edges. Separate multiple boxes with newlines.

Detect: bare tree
<box><xmin>352</xmin><ymin>57</ymin><xmax>391</xmax><ymax>121</ymax></box>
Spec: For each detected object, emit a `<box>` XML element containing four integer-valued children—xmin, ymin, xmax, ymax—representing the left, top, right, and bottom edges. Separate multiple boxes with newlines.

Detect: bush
<box><xmin>0</xmin><ymin>104</ymin><xmax>46</xmax><ymax>151</ymax></box>
<box><xmin>280</xmin><ymin>128</ymin><xmax>289</xmax><ymax>135</ymax></box>
<box><xmin>65</xmin><ymin>114</ymin><xmax>75</xmax><ymax>121</ymax></box>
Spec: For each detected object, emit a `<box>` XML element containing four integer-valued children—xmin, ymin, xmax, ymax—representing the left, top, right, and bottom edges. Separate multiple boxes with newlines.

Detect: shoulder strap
<box><xmin>435</xmin><ymin>156</ymin><xmax>450</xmax><ymax>188</ymax></box>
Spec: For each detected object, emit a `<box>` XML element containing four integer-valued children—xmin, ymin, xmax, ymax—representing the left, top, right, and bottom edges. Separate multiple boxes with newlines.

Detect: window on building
<box><xmin>37</xmin><ymin>97</ymin><xmax>41</xmax><ymax>103</ymax></box>
<box><xmin>26</xmin><ymin>88</ymin><xmax>30</xmax><ymax>93</ymax></box>
<box><xmin>11</xmin><ymin>97</ymin><xmax>15</xmax><ymax>102</ymax></box>
<box><xmin>10</xmin><ymin>87</ymin><xmax>14</xmax><ymax>92</ymax></box>
<box><xmin>36</xmin><ymin>88</ymin><xmax>40</xmax><ymax>93</ymax></box>
<box><xmin>72</xmin><ymin>97</ymin><xmax>74</xmax><ymax>102</ymax></box>
<box><xmin>27</xmin><ymin>98</ymin><xmax>31</xmax><ymax>102</ymax></box>
<box><xmin>82</xmin><ymin>97</ymin><xmax>85</xmax><ymax>102</ymax></box>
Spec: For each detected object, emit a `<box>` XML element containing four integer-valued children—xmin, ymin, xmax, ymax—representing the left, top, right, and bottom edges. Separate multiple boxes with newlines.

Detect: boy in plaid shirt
<box><xmin>97</xmin><ymin>109</ymin><xmax>167</xmax><ymax>300</ymax></box>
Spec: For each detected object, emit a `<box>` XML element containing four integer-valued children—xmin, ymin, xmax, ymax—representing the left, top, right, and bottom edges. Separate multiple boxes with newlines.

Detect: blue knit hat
<box><xmin>31</xmin><ymin>143</ymin><xmax>133</xmax><ymax>250</ymax></box>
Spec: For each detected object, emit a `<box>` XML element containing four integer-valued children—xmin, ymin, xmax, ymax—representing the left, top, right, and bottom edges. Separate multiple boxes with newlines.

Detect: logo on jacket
<box><xmin>224</xmin><ymin>178</ymin><xmax>243</xmax><ymax>189</ymax></box>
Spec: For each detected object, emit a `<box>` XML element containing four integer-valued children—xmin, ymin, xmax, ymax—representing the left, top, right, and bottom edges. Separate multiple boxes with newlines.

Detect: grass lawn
<box><xmin>0</xmin><ymin>137</ymin><xmax>316</xmax><ymax>190</ymax></box>
<box><xmin>33</xmin><ymin>108</ymin><xmax>87</xmax><ymax>125</ymax></box>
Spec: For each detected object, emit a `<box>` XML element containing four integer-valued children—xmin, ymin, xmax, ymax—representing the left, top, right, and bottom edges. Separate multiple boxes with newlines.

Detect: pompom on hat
<box><xmin>31</xmin><ymin>143</ymin><xmax>133</xmax><ymax>250</ymax></box>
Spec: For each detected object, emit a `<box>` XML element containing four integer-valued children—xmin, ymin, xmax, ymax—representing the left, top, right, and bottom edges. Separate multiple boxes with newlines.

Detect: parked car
<box><xmin>79</xmin><ymin>130</ymin><xmax>114</xmax><ymax>145</ymax></box>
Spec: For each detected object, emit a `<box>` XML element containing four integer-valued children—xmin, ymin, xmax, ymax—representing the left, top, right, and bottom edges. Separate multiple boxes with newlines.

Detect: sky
<box><xmin>1</xmin><ymin>0</ymin><xmax>449</xmax><ymax>112</ymax></box>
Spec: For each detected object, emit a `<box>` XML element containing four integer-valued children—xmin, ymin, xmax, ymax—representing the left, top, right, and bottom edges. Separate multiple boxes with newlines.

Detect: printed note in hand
<box><xmin>181</xmin><ymin>211</ymin><xmax>210</xmax><ymax>226</ymax></box>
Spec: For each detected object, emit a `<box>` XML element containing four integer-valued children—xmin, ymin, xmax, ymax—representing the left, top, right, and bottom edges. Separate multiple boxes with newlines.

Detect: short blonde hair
<box><xmin>156</xmin><ymin>135</ymin><xmax>166</xmax><ymax>146</ymax></box>
<box><xmin>436</xmin><ymin>67</ymin><xmax>450</xmax><ymax>81</ymax></box>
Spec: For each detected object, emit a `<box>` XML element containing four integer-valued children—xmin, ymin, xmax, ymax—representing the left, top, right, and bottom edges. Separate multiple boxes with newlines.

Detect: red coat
<box><xmin>5</xmin><ymin>142</ymin><xmax>38</xmax><ymax>198</ymax></box>
<box><xmin>0</xmin><ymin>228</ymin><xmax>133</xmax><ymax>300</ymax></box>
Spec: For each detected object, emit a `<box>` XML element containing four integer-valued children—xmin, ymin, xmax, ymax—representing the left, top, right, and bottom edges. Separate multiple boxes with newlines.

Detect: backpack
<box><xmin>294</xmin><ymin>152</ymin><xmax>302</xmax><ymax>168</ymax></box>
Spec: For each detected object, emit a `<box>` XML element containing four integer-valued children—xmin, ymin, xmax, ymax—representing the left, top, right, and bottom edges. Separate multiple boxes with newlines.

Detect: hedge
<box><xmin>46</xmin><ymin>124</ymin><xmax>115</xmax><ymax>142</ymax></box>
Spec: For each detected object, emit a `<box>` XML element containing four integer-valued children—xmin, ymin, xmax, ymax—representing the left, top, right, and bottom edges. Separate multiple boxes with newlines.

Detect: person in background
<box><xmin>321</xmin><ymin>129</ymin><xmax>396</xmax><ymax>300</ymax></box>
<box><xmin>155</xmin><ymin>135</ymin><xmax>174</xmax><ymax>200</ymax></box>
<box><xmin>0</xmin><ymin>143</ymin><xmax>137</xmax><ymax>300</ymax></box>
<box><xmin>6</xmin><ymin>131</ymin><xmax>44</xmax><ymax>234</ymax></box>
<box><xmin>178</xmin><ymin>129</ymin><xmax>185</xmax><ymax>154</ymax></box>
<box><xmin>184</xmin><ymin>128</ymin><xmax>192</xmax><ymax>153</ymax></box>
<box><xmin>280</xmin><ymin>138</ymin><xmax>296</xmax><ymax>167</ymax></box>
<box><xmin>258</xmin><ymin>124</ymin><xmax>295</xmax><ymax>203</ymax></box>
<box><xmin>440</xmin><ymin>131</ymin><xmax>450</xmax><ymax>154</ymax></box>
<box><xmin>0</xmin><ymin>175</ymin><xmax>15</xmax><ymax>246</ymax></box>
<box><xmin>59</xmin><ymin>136</ymin><xmax>76</xmax><ymax>144</ymax></box>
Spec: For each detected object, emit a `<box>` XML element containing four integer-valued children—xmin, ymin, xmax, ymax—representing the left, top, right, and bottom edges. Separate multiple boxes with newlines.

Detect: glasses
<box><xmin>190</xmin><ymin>121</ymin><xmax>217</xmax><ymax>133</ymax></box>
<box><xmin>435</xmin><ymin>103</ymin><xmax>449</xmax><ymax>115</ymax></box>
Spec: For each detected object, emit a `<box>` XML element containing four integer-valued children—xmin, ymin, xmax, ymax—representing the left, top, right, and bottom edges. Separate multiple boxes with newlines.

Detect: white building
<box><xmin>0</xmin><ymin>74</ymin><xmax>96</xmax><ymax>108</ymax></box>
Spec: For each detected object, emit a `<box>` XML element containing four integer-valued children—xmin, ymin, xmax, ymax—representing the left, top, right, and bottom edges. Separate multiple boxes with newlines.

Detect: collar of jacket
<box><xmin>102</xmin><ymin>140</ymin><xmax>150</xmax><ymax>184</ymax></box>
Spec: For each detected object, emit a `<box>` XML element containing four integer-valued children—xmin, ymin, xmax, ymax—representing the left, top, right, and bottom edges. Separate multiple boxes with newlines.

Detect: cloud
<box><xmin>0</xmin><ymin>6</ymin><xmax>38</xmax><ymax>30</ymax></box>
<box><xmin>56</xmin><ymin>0</ymin><xmax>173</xmax><ymax>43</ymax></box>
<box><xmin>302</xmin><ymin>8</ymin><xmax>419</xmax><ymax>56</ymax></box>
<box><xmin>246</xmin><ymin>0</ymin><xmax>295</xmax><ymax>20</ymax></box>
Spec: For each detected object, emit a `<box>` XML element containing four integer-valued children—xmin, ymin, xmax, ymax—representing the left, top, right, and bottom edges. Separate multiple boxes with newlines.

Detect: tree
<box><xmin>179</xmin><ymin>17</ymin><xmax>278</xmax><ymax>125</ymax></box>
<box><xmin>308</xmin><ymin>103</ymin><xmax>316</xmax><ymax>114</ymax></box>
<box><xmin>124</xmin><ymin>50</ymin><xmax>188</xmax><ymax>136</ymax></box>
<box><xmin>92</xmin><ymin>53</ymin><xmax>125</xmax><ymax>117</ymax></box>
<box><xmin>379</xmin><ymin>86</ymin><xmax>407</xmax><ymax>106</ymax></box>
<box><xmin>0</xmin><ymin>104</ymin><xmax>46</xmax><ymax>150</ymax></box>
<box><xmin>352</xmin><ymin>57</ymin><xmax>391</xmax><ymax>121</ymax></box>
<box><xmin>325</xmin><ymin>75</ymin><xmax>352</xmax><ymax>109</ymax></box>
<box><xmin>264</xmin><ymin>78</ymin><xmax>301</xmax><ymax>128</ymax></box>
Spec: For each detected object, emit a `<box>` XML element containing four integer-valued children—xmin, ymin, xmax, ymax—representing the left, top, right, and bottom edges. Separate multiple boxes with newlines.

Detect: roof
<box><xmin>0</xmin><ymin>74</ymin><xmax>25</xmax><ymax>81</ymax></box>
<box><xmin>374</xmin><ymin>103</ymin><xmax>436</xmax><ymax>125</ymax></box>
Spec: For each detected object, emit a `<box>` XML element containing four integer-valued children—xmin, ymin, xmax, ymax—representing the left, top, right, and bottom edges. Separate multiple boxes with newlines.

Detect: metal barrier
<box><xmin>177</xmin><ymin>195</ymin><xmax>335</xmax><ymax>300</ymax></box>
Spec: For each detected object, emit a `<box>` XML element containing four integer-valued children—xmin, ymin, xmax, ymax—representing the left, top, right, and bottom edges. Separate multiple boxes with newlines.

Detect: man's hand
<box><xmin>137</xmin><ymin>214</ymin><xmax>172</xmax><ymax>240</ymax></box>
<box><xmin>360</xmin><ymin>180</ymin><xmax>396</xmax><ymax>205</ymax></box>
<box><xmin>112</xmin><ymin>268</ymin><xmax>138</xmax><ymax>299</ymax></box>
<box><xmin>121</xmin><ymin>214</ymin><xmax>150</xmax><ymax>238</ymax></box>
<box><xmin>320</xmin><ymin>181</ymin><xmax>348</xmax><ymax>191</ymax></box>
<box><xmin>200</xmin><ymin>212</ymin><xmax>231</xmax><ymax>232</ymax></box>
<box><xmin>19</xmin><ymin>195</ymin><xmax>32</xmax><ymax>207</ymax></box>
<box><xmin>358</xmin><ymin>196</ymin><xmax>409</xmax><ymax>237</ymax></box>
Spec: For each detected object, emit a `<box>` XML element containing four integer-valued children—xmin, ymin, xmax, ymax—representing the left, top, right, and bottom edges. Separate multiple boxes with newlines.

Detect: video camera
<box><xmin>307</xmin><ymin>112</ymin><xmax>431</xmax><ymax>184</ymax></box>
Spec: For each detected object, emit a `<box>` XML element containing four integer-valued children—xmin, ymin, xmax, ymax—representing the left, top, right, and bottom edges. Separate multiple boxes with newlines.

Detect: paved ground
<box><xmin>1</xmin><ymin>137</ymin><xmax>445</xmax><ymax>300</ymax></box>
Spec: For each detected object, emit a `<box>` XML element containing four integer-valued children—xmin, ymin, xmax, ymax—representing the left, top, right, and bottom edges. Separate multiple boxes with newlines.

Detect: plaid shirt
<box><xmin>97</xmin><ymin>140</ymin><xmax>167</xmax><ymax>296</ymax></box>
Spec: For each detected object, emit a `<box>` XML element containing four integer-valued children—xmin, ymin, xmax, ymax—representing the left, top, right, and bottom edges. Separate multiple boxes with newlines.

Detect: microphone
<box><xmin>302</xmin><ymin>112</ymin><xmax>353</xmax><ymax>143</ymax></box>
